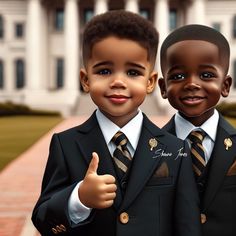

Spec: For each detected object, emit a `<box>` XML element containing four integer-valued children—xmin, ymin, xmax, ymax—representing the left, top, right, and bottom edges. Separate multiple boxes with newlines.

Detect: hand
<box><xmin>79</xmin><ymin>152</ymin><xmax>117</xmax><ymax>209</ymax></box>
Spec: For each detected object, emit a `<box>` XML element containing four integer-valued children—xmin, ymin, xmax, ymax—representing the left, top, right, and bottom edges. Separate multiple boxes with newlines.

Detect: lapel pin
<box><xmin>224</xmin><ymin>138</ymin><xmax>232</xmax><ymax>150</ymax></box>
<box><xmin>149</xmin><ymin>138</ymin><xmax>158</xmax><ymax>151</ymax></box>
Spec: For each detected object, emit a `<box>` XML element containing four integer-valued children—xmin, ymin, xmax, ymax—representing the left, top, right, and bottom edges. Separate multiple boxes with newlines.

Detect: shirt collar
<box><xmin>96</xmin><ymin>109</ymin><xmax>143</xmax><ymax>150</ymax></box>
<box><xmin>175</xmin><ymin>110</ymin><xmax>219</xmax><ymax>142</ymax></box>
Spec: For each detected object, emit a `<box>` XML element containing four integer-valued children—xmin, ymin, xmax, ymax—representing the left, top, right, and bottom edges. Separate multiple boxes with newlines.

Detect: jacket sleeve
<box><xmin>31</xmin><ymin>134</ymin><xmax>94</xmax><ymax>235</ymax></box>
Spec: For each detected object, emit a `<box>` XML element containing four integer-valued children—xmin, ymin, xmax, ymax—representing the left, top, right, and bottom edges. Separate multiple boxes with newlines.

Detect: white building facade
<box><xmin>0</xmin><ymin>0</ymin><xmax>236</xmax><ymax>116</ymax></box>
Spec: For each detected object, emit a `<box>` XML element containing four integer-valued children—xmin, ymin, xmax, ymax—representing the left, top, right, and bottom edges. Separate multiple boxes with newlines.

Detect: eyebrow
<box><xmin>92</xmin><ymin>61</ymin><xmax>113</xmax><ymax>68</ymax></box>
<box><xmin>167</xmin><ymin>65</ymin><xmax>184</xmax><ymax>74</ymax></box>
<box><xmin>126</xmin><ymin>62</ymin><xmax>146</xmax><ymax>70</ymax></box>
<box><xmin>199</xmin><ymin>64</ymin><xmax>217</xmax><ymax>70</ymax></box>
<box><xmin>167</xmin><ymin>63</ymin><xmax>218</xmax><ymax>75</ymax></box>
<box><xmin>92</xmin><ymin>61</ymin><xmax>146</xmax><ymax>70</ymax></box>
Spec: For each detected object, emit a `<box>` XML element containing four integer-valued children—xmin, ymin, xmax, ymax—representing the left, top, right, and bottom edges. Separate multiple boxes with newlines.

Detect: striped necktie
<box><xmin>188</xmin><ymin>130</ymin><xmax>207</xmax><ymax>177</ymax></box>
<box><xmin>112</xmin><ymin>131</ymin><xmax>132</xmax><ymax>181</ymax></box>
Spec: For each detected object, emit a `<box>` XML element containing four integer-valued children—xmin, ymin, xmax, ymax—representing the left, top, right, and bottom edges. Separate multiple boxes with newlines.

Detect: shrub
<box><xmin>0</xmin><ymin>101</ymin><xmax>61</xmax><ymax>116</ymax></box>
<box><xmin>216</xmin><ymin>102</ymin><xmax>236</xmax><ymax>118</ymax></box>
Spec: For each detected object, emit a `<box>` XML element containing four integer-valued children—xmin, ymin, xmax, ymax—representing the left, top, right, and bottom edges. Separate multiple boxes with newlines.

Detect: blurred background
<box><xmin>0</xmin><ymin>0</ymin><xmax>236</xmax><ymax>235</ymax></box>
<box><xmin>0</xmin><ymin>0</ymin><xmax>236</xmax><ymax>117</ymax></box>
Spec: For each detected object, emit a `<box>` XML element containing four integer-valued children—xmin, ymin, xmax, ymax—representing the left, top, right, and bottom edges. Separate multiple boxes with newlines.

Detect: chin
<box><xmin>180</xmin><ymin>111</ymin><xmax>203</xmax><ymax>119</ymax></box>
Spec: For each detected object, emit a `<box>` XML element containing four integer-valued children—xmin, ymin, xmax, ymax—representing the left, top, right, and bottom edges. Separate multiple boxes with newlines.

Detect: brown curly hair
<box><xmin>82</xmin><ymin>10</ymin><xmax>159</xmax><ymax>68</ymax></box>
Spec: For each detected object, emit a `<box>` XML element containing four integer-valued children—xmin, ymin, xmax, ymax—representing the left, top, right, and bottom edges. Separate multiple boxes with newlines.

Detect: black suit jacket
<box><xmin>163</xmin><ymin>114</ymin><xmax>236</xmax><ymax>236</ymax></box>
<box><xmin>32</xmin><ymin>112</ymin><xmax>201</xmax><ymax>236</ymax></box>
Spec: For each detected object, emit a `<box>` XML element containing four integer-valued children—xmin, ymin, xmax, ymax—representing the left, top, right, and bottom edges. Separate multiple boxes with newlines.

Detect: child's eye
<box><xmin>200</xmin><ymin>72</ymin><xmax>215</xmax><ymax>79</ymax></box>
<box><xmin>169</xmin><ymin>73</ymin><xmax>185</xmax><ymax>81</ymax></box>
<box><xmin>97</xmin><ymin>69</ymin><xmax>112</xmax><ymax>75</ymax></box>
<box><xmin>127</xmin><ymin>70</ymin><xmax>141</xmax><ymax>77</ymax></box>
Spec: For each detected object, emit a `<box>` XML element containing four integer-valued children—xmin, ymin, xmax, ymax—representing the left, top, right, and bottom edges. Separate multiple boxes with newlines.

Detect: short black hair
<box><xmin>82</xmin><ymin>10</ymin><xmax>159</xmax><ymax>67</ymax></box>
<box><xmin>160</xmin><ymin>24</ymin><xmax>230</xmax><ymax>74</ymax></box>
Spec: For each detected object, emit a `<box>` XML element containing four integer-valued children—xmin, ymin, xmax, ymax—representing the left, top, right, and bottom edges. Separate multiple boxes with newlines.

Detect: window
<box><xmin>84</xmin><ymin>9</ymin><xmax>94</xmax><ymax>24</ymax></box>
<box><xmin>169</xmin><ymin>10</ymin><xmax>177</xmax><ymax>31</ymax></box>
<box><xmin>0</xmin><ymin>60</ymin><xmax>3</xmax><ymax>88</ymax></box>
<box><xmin>0</xmin><ymin>15</ymin><xmax>3</xmax><ymax>38</ymax></box>
<box><xmin>140</xmin><ymin>9</ymin><xmax>150</xmax><ymax>20</ymax></box>
<box><xmin>15</xmin><ymin>23</ymin><xmax>24</xmax><ymax>38</ymax></box>
<box><xmin>56</xmin><ymin>58</ymin><xmax>64</xmax><ymax>88</ymax></box>
<box><xmin>55</xmin><ymin>8</ymin><xmax>64</xmax><ymax>31</ymax></box>
<box><xmin>234</xmin><ymin>60</ymin><xmax>236</xmax><ymax>88</ymax></box>
<box><xmin>233</xmin><ymin>15</ymin><xmax>236</xmax><ymax>38</ymax></box>
<box><xmin>15</xmin><ymin>59</ymin><xmax>25</xmax><ymax>89</ymax></box>
<box><xmin>212</xmin><ymin>23</ymin><xmax>221</xmax><ymax>32</ymax></box>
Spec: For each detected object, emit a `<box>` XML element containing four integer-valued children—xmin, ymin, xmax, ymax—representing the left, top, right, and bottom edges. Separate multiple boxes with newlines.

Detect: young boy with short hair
<box><xmin>159</xmin><ymin>24</ymin><xmax>236</xmax><ymax>236</ymax></box>
<box><xmin>32</xmin><ymin>11</ymin><xmax>201</xmax><ymax>236</ymax></box>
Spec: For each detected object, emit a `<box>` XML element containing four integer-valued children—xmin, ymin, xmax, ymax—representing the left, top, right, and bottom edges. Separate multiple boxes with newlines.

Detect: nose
<box><xmin>110</xmin><ymin>73</ymin><xmax>127</xmax><ymax>89</ymax></box>
<box><xmin>184</xmin><ymin>75</ymin><xmax>201</xmax><ymax>90</ymax></box>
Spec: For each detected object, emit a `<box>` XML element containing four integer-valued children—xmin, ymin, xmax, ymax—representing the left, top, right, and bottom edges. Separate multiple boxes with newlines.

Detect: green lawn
<box><xmin>0</xmin><ymin>116</ymin><xmax>63</xmax><ymax>172</ymax></box>
<box><xmin>0</xmin><ymin>115</ymin><xmax>235</xmax><ymax>173</ymax></box>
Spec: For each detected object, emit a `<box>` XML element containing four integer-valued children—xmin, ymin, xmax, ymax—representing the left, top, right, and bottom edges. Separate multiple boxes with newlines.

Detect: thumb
<box><xmin>87</xmin><ymin>152</ymin><xmax>99</xmax><ymax>175</ymax></box>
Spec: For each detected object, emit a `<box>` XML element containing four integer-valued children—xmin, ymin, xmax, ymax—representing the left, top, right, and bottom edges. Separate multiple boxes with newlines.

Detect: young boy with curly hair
<box><xmin>32</xmin><ymin>11</ymin><xmax>201</xmax><ymax>236</ymax></box>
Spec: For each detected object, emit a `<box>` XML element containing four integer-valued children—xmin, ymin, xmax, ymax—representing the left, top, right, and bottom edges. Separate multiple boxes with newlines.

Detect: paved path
<box><xmin>0</xmin><ymin>94</ymin><xmax>170</xmax><ymax>236</ymax></box>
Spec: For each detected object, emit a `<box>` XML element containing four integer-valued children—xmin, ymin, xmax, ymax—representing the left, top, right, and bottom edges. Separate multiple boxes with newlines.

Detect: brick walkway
<box><xmin>0</xmin><ymin>116</ymin><xmax>89</xmax><ymax>236</ymax></box>
<box><xmin>0</xmin><ymin>94</ymin><xmax>170</xmax><ymax>235</ymax></box>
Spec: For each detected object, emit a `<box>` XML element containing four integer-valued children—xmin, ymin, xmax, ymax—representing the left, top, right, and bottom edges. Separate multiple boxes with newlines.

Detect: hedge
<box><xmin>216</xmin><ymin>102</ymin><xmax>236</xmax><ymax>118</ymax></box>
<box><xmin>0</xmin><ymin>102</ymin><xmax>61</xmax><ymax>116</ymax></box>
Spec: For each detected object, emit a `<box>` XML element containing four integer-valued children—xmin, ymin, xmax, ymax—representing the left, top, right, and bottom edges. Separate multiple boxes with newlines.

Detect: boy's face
<box><xmin>80</xmin><ymin>36</ymin><xmax>157</xmax><ymax>127</ymax></box>
<box><xmin>159</xmin><ymin>40</ymin><xmax>232</xmax><ymax>126</ymax></box>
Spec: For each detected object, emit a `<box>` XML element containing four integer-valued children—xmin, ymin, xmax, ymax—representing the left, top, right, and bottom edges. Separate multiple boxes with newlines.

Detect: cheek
<box><xmin>89</xmin><ymin>80</ymin><xmax>105</xmax><ymax>91</ymax></box>
<box><xmin>88</xmin><ymin>83</ymin><xmax>104</xmax><ymax>100</ymax></box>
<box><xmin>166</xmin><ymin>84</ymin><xmax>179</xmax><ymax>96</ymax></box>
<box><xmin>131</xmin><ymin>83</ymin><xmax>148</xmax><ymax>97</ymax></box>
<box><xmin>206</xmin><ymin>84</ymin><xmax>222</xmax><ymax>98</ymax></box>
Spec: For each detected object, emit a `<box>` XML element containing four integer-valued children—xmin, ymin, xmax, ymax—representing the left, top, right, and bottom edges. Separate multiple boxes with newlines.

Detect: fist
<box><xmin>79</xmin><ymin>152</ymin><xmax>117</xmax><ymax>209</ymax></box>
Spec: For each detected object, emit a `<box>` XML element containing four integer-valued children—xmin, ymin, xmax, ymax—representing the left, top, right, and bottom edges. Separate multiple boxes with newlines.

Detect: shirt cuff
<box><xmin>68</xmin><ymin>181</ymin><xmax>92</xmax><ymax>224</ymax></box>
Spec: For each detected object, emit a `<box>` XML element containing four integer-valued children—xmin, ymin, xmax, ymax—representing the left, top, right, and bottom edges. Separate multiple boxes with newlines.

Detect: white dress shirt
<box><xmin>175</xmin><ymin>109</ymin><xmax>219</xmax><ymax>163</ymax></box>
<box><xmin>68</xmin><ymin>109</ymin><xmax>143</xmax><ymax>224</ymax></box>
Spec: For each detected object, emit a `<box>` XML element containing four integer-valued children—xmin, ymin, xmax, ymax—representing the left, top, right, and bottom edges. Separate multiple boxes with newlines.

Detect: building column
<box><xmin>26</xmin><ymin>0</ymin><xmax>44</xmax><ymax>90</ymax></box>
<box><xmin>125</xmin><ymin>0</ymin><xmax>139</xmax><ymax>13</ymax></box>
<box><xmin>154</xmin><ymin>0</ymin><xmax>169</xmax><ymax>46</ymax></box>
<box><xmin>154</xmin><ymin>0</ymin><xmax>170</xmax><ymax>112</ymax></box>
<box><xmin>4</xmin><ymin>56</ymin><xmax>13</xmax><ymax>92</ymax></box>
<box><xmin>154</xmin><ymin>0</ymin><xmax>169</xmax><ymax>71</ymax></box>
<box><xmin>64</xmin><ymin>0</ymin><xmax>79</xmax><ymax>92</ymax></box>
<box><xmin>94</xmin><ymin>0</ymin><xmax>108</xmax><ymax>15</ymax></box>
<box><xmin>186</xmin><ymin>0</ymin><xmax>206</xmax><ymax>24</ymax></box>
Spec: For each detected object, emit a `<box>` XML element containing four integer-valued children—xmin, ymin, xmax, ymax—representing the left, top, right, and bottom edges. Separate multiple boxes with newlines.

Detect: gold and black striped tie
<box><xmin>112</xmin><ymin>131</ymin><xmax>132</xmax><ymax>180</ymax></box>
<box><xmin>188</xmin><ymin>130</ymin><xmax>207</xmax><ymax>177</ymax></box>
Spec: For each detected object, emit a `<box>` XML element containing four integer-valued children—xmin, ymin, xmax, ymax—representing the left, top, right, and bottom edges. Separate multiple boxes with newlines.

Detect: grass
<box><xmin>0</xmin><ymin>115</ymin><xmax>235</xmax><ymax>173</ymax></box>
<box><xmin>0</xmin><ymin>115</ymin><xmax>63</xmax><ymax>172</ymax></box>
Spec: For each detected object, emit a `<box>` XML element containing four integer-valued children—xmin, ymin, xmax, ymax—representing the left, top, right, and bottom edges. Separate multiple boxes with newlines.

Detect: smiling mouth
<box><xmin>181</xmin><ymin>96</ymin><xmax>205</xmax><ymax>105</ymax></box>
<box><xmin>106</xmin><ymin>95</ymin><xmax>130</xmax><ymax>104</ymax></box>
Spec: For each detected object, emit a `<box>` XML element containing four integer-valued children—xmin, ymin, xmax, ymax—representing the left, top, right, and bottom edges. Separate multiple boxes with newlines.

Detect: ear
<box><xmin>221</xmin><ymin>75</ymin><xmax>232</xmax><ymax>97</ymax></box>
<box><xmin>158</xmin><ymin>77</ymin><xmax>168</xmax><ymax>99</ymax></box>
<box><xmin>147</xmin><ymin>71</ymin><xmax>157</xmax><ymax>94</ymax></box>
<box><xmin>80</xmin><ymin>68</ymin><xmax>90</xmax><ymax>93</ymax></box>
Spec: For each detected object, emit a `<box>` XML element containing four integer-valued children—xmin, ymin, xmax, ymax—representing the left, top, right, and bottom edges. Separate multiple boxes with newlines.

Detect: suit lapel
<box><xmin>163</xmin><ymin>114</ymin><xmax>236</xmax><ymax>211</ymax></box>
<box><xmin>119</xmin><ymin>115</ymin><xmax>165</xmax><ymax>211</ymax></box>
<box><xmin>162</xmin><ymin>116</ymin><xmax>176</xmax><ymax>135</ymax></box>
<box><xmin>203</xmin><ymin>117</ymin><xmax>236</xmax><ymax>211</ymax></box>
<box><xmin>75</xmin><ymin>112</ymin><xmax>123</xmax><ymax>209</ymax></box>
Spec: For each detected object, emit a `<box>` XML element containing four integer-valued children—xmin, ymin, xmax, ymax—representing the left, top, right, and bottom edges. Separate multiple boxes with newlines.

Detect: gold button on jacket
<box><xmin>201</xmin><ymin>213</ymin><xmax>207</xmax><ymax>224</ymax></box>
<box><xmin>119</xmin><ymin>212</ymin><xmax>129</xmax><ymax>224</ymax></box>
<box><xmin>51</xmin><ymin>227</ymin><xmax>58</xmax><ymax>234</ymax></box>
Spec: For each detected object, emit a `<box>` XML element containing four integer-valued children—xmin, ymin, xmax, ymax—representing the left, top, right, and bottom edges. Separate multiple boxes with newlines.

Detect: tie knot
<box><xmin>112</xmin><ymin>131</ymin><xmax>128</xmax><ymax>147</ymax></box>
<box><xmin>188</xmin><ymin>130</ymin><xmax>206</xmax><ymax>144</ymax></box>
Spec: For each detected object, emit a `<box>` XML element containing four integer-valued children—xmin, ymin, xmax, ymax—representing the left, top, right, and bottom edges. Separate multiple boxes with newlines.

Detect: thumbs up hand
<box><xmin>79</xmin><ymin>152</ymin><xmax>117</xmax><ymax>209</ymax></box>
